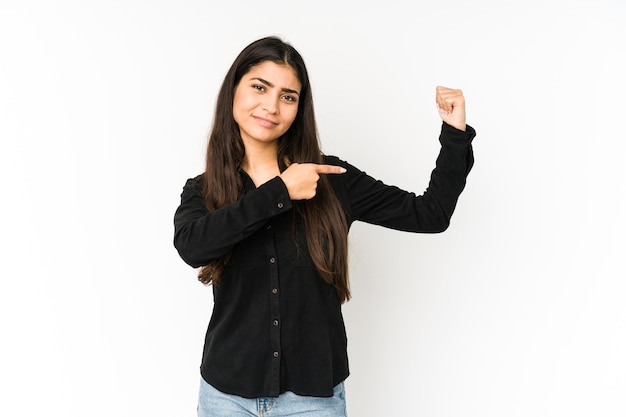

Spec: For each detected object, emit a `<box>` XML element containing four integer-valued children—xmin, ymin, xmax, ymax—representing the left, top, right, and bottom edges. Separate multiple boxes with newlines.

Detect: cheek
<box><xmin>233</xmin><ymin>99</ymin><xmax>250</xmax><ymax>126</ymax></box>
<box><xmin>284</xmin><ymin>108</ymin><xmax>299</xmax><ymax>127</ymax></box>
<box><xmin>233</xmin><ymin>88</ymin><xmax>253</xmax><ymax>113</ymax></box>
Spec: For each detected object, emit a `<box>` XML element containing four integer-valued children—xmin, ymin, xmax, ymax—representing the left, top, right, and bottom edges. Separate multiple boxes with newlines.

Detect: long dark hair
<box><xmin>199</xmin><ymin>36</ymin><xmax>350</xmax><ymax>302</ymax></box>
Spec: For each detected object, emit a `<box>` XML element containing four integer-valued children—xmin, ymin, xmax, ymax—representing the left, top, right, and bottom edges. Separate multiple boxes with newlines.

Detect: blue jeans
<box><xmin>197</xmin><ymin>377</ymin><xmax>347</xmax><ymax>417</ymax></box>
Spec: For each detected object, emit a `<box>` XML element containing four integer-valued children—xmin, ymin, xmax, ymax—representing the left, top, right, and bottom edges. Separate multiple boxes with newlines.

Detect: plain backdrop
<box><xmin>1</xmin><ymin>1</ymin><xmax>625</xmax><ymax>416</ymax></box>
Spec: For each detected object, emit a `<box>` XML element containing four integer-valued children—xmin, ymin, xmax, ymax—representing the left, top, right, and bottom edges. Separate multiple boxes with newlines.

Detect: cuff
<box><xmin>441</xmin><ymin>122</ymin><xmax>476</xmax><ymax>145</ymax></box>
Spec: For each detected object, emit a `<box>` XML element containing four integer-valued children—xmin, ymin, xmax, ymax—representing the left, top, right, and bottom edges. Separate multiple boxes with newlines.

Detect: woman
<box><xmin>174</xmin><ymin>36</ymin><xmax>475</xmax><ymax>416</ymax></box>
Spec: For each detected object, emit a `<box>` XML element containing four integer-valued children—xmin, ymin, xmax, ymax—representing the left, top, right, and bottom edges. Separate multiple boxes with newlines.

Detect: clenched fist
<box><xmin>435</xmin><ymin>86</ymin><xmax>466</xmax><ymax>132</ymax></box>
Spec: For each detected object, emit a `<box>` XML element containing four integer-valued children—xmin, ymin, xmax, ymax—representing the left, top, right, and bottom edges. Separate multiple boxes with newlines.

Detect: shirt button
<box><xmin>269</xmin><ymin>257</ymin><xmax>276</xmax><ymax>264</ymax></box>
<box><xmin>266</xmin><ymin>224</ymin><xmax>272</xmax><ymax>230</ymax></box>
<box><xmin>273</xmin><ymin>320</ymin><xmax>279</xmax><ymax>326</ymax></box>
<box><xmin>272</xmin><ymin>288</ymin><xmax>278</xmax><ymax>294</ymax></box>
<box><xmin>277</xmin><ymin>202</ymin><xmax>284</xmax><ymax>209</ymax></box>
<box><xmin>273</xmin><ymin>351</ymin><xmax>279</xmax><ymax>358</ymax></box>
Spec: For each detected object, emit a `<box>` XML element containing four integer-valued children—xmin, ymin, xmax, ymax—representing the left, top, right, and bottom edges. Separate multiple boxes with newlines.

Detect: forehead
<box><xmin>244</xmin><ymin>61</ymin><xmax>301</xmax><ymax>89</ymax></box>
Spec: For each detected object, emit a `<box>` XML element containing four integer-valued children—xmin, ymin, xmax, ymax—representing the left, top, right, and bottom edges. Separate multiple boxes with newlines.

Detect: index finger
<box><xmin>314</xmin><ymin>164</ymin><xmax>347</xmax><ymax>174</ymax></box>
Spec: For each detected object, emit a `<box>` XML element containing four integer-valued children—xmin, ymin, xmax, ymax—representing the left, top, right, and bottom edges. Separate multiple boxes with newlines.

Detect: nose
<box><xmin>263</xmin><ymin>97</ymin><xmax>279</xmax><ymax>114</ymax></box>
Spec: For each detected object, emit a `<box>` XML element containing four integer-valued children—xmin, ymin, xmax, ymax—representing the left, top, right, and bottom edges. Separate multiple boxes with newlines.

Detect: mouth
<box><xmin>253</xmin><ymin>116</ymin><xmax>278</xmax><ymax>128</ymax></box>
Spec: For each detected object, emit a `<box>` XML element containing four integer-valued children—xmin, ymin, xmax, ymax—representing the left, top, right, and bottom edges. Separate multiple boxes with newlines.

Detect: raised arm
<box><xmin>336</xmin><ymin>87</ymin><xmax>475</xmax><ymax>232</ymax></box>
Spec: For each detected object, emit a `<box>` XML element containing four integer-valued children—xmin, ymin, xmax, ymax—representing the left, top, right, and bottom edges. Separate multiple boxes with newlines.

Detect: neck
<box><xmin>240</xmin><ymin>142</ymin><xmax>280</xmax><ymax>187</ymax></box>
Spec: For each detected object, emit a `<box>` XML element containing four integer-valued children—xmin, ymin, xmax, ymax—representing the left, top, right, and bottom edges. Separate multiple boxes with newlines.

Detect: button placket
<box><xmin>265</xmin><ymin>222</ymin><xmax>281</xmax><ymax>396</ymax></box>
<box><xmin>269</xmin><ymin>255</ymin><xmax>280</xmax><ymax>363</ymax></box>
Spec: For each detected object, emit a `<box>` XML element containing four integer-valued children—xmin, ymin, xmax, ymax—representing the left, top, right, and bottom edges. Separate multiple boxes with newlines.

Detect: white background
<box><xmin>1</xmin><ymin>1</ymin><xmax>625</xmax><ymax>416</ymax></box>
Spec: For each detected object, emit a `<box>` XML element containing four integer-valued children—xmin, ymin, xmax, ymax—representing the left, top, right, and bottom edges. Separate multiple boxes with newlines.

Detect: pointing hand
<box><xmin>280</xmin><ymin>163</ymin><xmax>346</xmax><ymax>200</ymax></box>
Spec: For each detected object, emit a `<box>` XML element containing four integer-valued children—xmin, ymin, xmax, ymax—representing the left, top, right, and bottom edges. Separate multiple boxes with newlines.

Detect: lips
<box><xmin>253</xmin><ymin>116</ymin><xmax>278</xmax><ymax>128</ymax></box>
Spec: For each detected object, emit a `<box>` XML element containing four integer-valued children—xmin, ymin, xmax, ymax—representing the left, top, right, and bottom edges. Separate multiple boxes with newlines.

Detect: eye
<box><xmin>282</xmin><ymin>94</ymin><xmax>297</xmax><ymax>103</ymax></box>
<box><xmin>252</xmin><ymin>84</ymin><xmax>265</xmax><ymax>92</ymax></box>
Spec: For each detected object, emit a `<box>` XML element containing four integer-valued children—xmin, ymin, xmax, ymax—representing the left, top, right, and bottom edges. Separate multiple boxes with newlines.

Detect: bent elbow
<box><xmin>173</xmin><ymin>231</ymin><xmax>206</xmax><ymax>268</ymax></box>
<box><xmin>428</xmin><ymin>216</ymin><xmax>451</xmax><ymax>233</ymax></box>
<box><xmin>173</xmin><ymin>228</ymin><xmax>231</xmax><ymax>269</ymax></box>
<box><xmin>434</xmin><ymin>222</ymin><xmax>450</xmax><ymax>233</ymax></box>
<box><xmin>179</xmin><ymin>252</ymin><xmax>206</xmax><ymax>269</ymax></box>
<box><xmin>173</xmin><ymin>241</ymin><xmax>204</xmax><ymax>268</ymax></box>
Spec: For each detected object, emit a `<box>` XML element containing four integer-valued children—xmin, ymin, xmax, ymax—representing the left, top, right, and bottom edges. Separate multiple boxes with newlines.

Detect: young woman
<box><xmin>174</xmin><ymin>36</ymin><xmax>475</xmax><ymax>416</ymax></box>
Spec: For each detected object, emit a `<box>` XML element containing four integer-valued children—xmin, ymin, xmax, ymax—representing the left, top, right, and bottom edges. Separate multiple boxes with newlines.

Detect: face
<box><xmin>233</xmin><ymin>61</ymin><xmax>301</xmax><ymax>149</ymax></box>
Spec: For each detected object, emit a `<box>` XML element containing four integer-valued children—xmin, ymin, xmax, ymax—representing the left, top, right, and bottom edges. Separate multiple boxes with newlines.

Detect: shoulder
<box><xmin>323</xmin><ymin>154</ymin><xmax>350</xmax><ymax>170</ymax></box>
<box><xmin>323</xmin><ymin>154</ymin><xmax>341</xmax><ymax>163</ymax></box>
<box><xmin>322</xmin><ymin>154</ymin><xmax>366</xmax><ymax>177</ymax></box>
<box><xmin>181</xmin><ymin>173</ymin><xmax>204</xmax><ymax>195</ymax></box>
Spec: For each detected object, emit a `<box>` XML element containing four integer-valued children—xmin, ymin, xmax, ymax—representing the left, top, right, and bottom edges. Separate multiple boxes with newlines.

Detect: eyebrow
<box><xmin>251</xmin><ymin>77</ymin><xmax>300</xmax><ymax>96</ymax></box>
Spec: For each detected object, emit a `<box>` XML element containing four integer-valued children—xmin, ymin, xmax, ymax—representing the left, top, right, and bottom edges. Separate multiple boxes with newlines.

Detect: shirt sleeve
<box><xmin>173</xmin><ymin>175</ymin><xmax>293</xmax><ymax>268</ymax></box>
<box><xmin>340</xmin><ymin>122</ymin><xmax>475</xmax><ymax>232</ymax></box>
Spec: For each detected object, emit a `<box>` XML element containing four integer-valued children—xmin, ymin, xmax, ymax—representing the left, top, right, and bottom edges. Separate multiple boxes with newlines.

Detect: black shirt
<box><xmin>173</xmin><ymin>122</ymin><xmax>475</xmax><ymax>398</ymax></box>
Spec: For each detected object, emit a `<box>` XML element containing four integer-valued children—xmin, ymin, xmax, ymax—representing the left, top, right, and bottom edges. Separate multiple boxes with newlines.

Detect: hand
<box><xmin>435</xmin><ymin>86</ymin><xmax>466</xmax><ymax>131</ymax></box>
<box><xmin>279</xmin><ymin>163</ymin><xmax>346</xmax><ymax>200</ymax></box>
